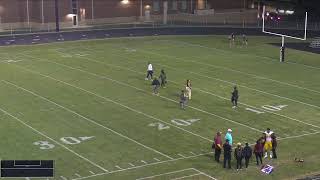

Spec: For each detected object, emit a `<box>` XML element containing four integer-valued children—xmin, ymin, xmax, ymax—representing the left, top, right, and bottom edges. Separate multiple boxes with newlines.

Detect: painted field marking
<box><xmin>129</xmin><ymin>163</ymin><xmax>135</xmax><ymax>167</ymax></box>
<box><xmin>16</xmin><ymin>54</ymin><xmax>263</xmax><ymax>134</ymax></box>
<box><xmin>2</xmin><ymin>80</ymin><xmax>173</xmax><ymax>160</ymax></box>
<box><xmin>177</xmin><ymin>154</ymin><xmax>187</xmax><ymax>158</ymax></box>
<box><xmin>75</xmin><ymin>173</ymin><xmax>81</xmax><ymax>178</ymax></box>
<box><xmin>0</xmin><ymin>106</ymin><xmax>108</xmax><ymax>172</ymax></box>
<box><xmin>135</xmin><ymin>168</ymin><xmax>195</xmax><ymax>180</ymax></box>
<box><xmin>115</xmin><ymin>165</ymin><xmax>122</xmax><ymax>170</ymax></box>
<box><xmin>141</xmin><ymin>160</ymin><xmax>148</xmax><ymax>164</ymax></box>
<box><xmin>190</xmin><ymin>152</ymin><xmax>196</xmax><ymax>155</ymax></box>
<box><xmin>72</xmin><ymin>47</ymin><xmax>320</xmax><ymax>129</ymax></box>
<box><xmin>7</xmin><ymin>61</ymin><xmax>215</xmax><ymax>142</ymax></box>
<box><xmin>61</xmin><ymin>176</ymin><xmax>68</xmax><ymax>180</ymax></box>
<box><xmin>191</xmin><ymin>168</ymin><xmax>217</xmax><ymax>180</ymax></box>
<box><xmin>89</xmin><ymin>171</ymin><xmax>95</xmax><ymax>175</ymax></box>
<box><xmin>171</xmin><ymin>173</ymin><xmax>202</xmax><ymax>180</ymax></box>
<box><xmin>153</xmin><ymin>158</ymin><xmax>160</xmax><ymax>162</ymax></box>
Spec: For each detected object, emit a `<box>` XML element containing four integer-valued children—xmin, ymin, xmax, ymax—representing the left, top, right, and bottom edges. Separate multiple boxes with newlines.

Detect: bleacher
<box><xmin>310</xmin><ymin>37</ymin><xmax>320</xmax><ymax>48</ymax></box>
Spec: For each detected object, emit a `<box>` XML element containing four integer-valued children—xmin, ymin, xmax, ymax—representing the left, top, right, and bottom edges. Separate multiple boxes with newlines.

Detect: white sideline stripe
<box><xmin>76</xmin><ymin>47</ymin><xmax>320</xmax><ymax>129</ymax></box>
<box><xmin>10</xmin><ymin>58</ymin><xmax>215</xmax><ymax>142</ymax></box>
<box><xmin>18</xmin><ymin>54</ymin><xmax>263</xmax><ymax>134</ymax></box>
<box><xmin>139</xmin><ymin>50</ymin><xmax>320</xmax><ymax>109</ymax></box>
<box><xmin>191</xmin><ymin>168</ymin><xmax>217</xmax><ymax>180</ymax></box>
<box><xmin>70</xmin><ymin>153</ymin><xmax>212</xmax><ymax>180</ymax></box>
<box><xmin>170</xmin><ymin>173</ymin><xmax>202</xmax><ymax>180</ymax></box>
<box><xmin>278</xmin><ymin>131</ymin><xmax>320</xmax><ymax>141</ymax></box>
<box><xmin>136</xmin><ymin>168</ymin><xmax>195</xmax><ymax>180</ymax></box>
<box><xmin>74</xmin><ymin>52</ymin><xmax>320</xmax><ymax>130</ymax></box>
<box><xmin>166</xmin><ymin>39</ymin><xmax>320</xmax><ymax>71</ymax></box>
<box><xmin>2</xmin><ymin>80</ymin><xmax>173</xmax><ymax>160</ymax></box>
<box><xmin>0</xmin><ymin>106</ymin><xmax>108</xmax><ymax>173</ymax></box>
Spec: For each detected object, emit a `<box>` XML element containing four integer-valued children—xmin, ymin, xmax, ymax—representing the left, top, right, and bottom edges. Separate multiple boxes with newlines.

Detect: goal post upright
<box><xmin>262</xmin><ymin>5</ymin><xmax>308</xmax><ymax>62</ymax></box>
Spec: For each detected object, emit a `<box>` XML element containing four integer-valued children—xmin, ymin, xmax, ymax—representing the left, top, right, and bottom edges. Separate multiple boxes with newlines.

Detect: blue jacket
<box><xmin>225</xmin><ymin>132</ymin><xmax>233</xmax><ymax>145</ymax></box>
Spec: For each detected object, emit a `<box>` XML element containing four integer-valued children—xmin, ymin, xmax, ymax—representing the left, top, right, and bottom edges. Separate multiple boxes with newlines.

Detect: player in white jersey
<box><xmin>264</xmin><ymin>128</ymin><xmax>274</xmax><ymax>159</ymax></box>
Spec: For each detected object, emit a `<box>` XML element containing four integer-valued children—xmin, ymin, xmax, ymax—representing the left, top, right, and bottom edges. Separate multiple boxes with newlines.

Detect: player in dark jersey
<box><xmin>231</xmin><ymin>86</ymin><xmax>239</xmax><ymax>108</ymax></box>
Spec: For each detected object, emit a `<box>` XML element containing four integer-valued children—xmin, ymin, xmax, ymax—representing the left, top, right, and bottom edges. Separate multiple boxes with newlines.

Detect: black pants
<box><xmin>214</xmin><ymin>148</ymin><xmax>221</xmax><ymax>162</ymax></box>
<box><xmin>272</xmin><ymin>148</ymin><xmax>277</xmax><ymax>159</ymax></box>
<box><xmin>255</xmin><ymin>153</ymin><xmax>263</xmax><ymax>165</ymax></box>
<box><xmin>223</xmin><ymin>156</ymin><xmax>231</xmax><ymax>169</ymax></box>
<box><xmin>146</xmin><ymin>71</ymin><xmax>153</xmax><ymax>79</ymax></box>
<box><xmin>236</xmin><ymin>157</ymin><xmax>243</xmax><ymax>169</ymax></box>
<box><xmin>244</xmin><ymin>157</ymin><xmax>250</xmax><ymax>168</ymax></box>
<box><xmin>232</xmin><ymin>97</ymin><xmax>238</xmax><ymax>106</ymax></box>
<box><xmin>160</xmin><ymin>79</ymin><xmax>166</xmax><ymax>87</ymax></box>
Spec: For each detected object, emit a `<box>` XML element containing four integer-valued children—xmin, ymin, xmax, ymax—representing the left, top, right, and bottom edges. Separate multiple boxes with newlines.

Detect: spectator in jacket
<box><xmin>242</xmin><ymin>142</ymin><xmax>253</xmax><ymax>168</ymax></box>
<box><xmin>223</xmin><ymin>139</ymin><xmax>232</xmax><ymax>169</ymax></box>
<box><xmin>225</xmin><ymin>129</ymin><xmax>233</xmax><ymax>146</ymax></box>
<box><xmin>214</xmin><ymin>132</ymin><xmax>222</xmax><ymax>162</ymax></box>
<box><xmin>254</xmin><ymin>140</ymin><xmax>263</xmax><ymax>165</ymax></box>
<box><xmin>272</xmin><ymin>133</ymin><xmax>277</xmax><ymax>159</ymax></box>
<box><xmin>234</xmin><ymin>142</ymin><xmax>243</xmax><ymax>170</ymax></box>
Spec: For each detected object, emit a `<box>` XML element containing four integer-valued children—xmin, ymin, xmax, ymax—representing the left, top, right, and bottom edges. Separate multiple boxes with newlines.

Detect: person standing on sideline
<box><xmin>225</xmin><ymin>129</ymin><xmax>233</xmax><ymax>146</ymax></box>
<box><xmin>271</xmin><ymin>133</ymin><xmax>278</xmax><ymax>159</ymax></box>
<box><xmin>243</xmin><ymin>142</ymin><xmax>253</xmax><ymax>168</ymax></box>
<box><xmin>264</xmin><ymin>128</ymin><xmax>274</xmax><ymax>159</ymax></box>
<box><xmin>159</xmin><ymin>69</ymin><xmax>167</xmax><ymax>88</ymax></box>
<box><xmin>179</xmin><ymin>90</ymin><xmax>187</xmax><ymax>109</ymax></box>
<box><xmin>151</xmin><ymin>78</ymin><xmax>160</xmax><ymax>95</ymax></box>
<box><xmin>242</xmin><ymin>34</ymin><xmax>248</xmax><ymax>46</ymax></box>
<box><xmin>185</xmin><ymin>79</ymin><xmax>192</xmax><ymax>100</ymax></box>
<box><xmin>231</xmin><ymin>86</ymin><xmax>239</xmax><ymax>108</ymax></box>
<box><xmin>234</xmin><ymin>143</ymin><xmax>243</xmax><ymax>171</ymax></box>
<box><xmin>145</xmin><ymin>62</ymin><xmax>153</xmax><ymax>80</ymax></box>
<box><xmin>214</xmin><ymin>132</ymin><xmax>222</xmax><ymax>162</ymax></box>
<box><xmin>223</xmin><ymin>139</ymin><xmax>232</xmax><ymax>169</ymax></box>
<box><xmin>254</xmin><ymin>140</ymin><xmax>263</xmax><ymax>165</ymax></box>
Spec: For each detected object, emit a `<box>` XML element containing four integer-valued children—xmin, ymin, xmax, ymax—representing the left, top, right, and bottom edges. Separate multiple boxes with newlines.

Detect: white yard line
<box><xmin>18</xmin><ymin>54</ymin><xmax>264</xmax><ymax>134</ymax></box>
<box><xmin>2</xmin><ymin>80</ymin><xmax>173</xmax><ymax>160</ymax></box>
<box><xmin>71</xmin><ymin>51</ymin><xmax>320</xmax><ymax>129</ymax></box>
<box><xmin>0</xmin><ymin>107</ymin><xmax>108</xmax><ymax>172</ymax></box>
<box><xmin>136</xmin><ymin>168</ymin><xmax>195</xmax><ymax>180</ymax></box>
<box><xmin>8</xmin><ymin>62</ymin><xmax>213</xmax><ymax>143</ymax></box>
<box><xmin>278</xmin><ymin>131</ymin><xmax>320</xmax><ymax>141</ymax></box>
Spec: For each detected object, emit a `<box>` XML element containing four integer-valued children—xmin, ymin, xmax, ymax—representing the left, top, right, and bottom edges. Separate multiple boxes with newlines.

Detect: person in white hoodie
<box><xmin>145</xmin><ymin>62</ymin><xmax>153</xmax><ymax>80</ymax></box>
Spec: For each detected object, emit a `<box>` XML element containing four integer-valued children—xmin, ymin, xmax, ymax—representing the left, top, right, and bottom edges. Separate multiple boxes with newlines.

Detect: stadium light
<box><xmin>121</xmin><ymin>0</ymin><xmax>129</xmax><ymax>5</ymax></box>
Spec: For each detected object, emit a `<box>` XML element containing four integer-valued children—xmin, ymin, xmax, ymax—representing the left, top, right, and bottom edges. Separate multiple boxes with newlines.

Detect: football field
<box><xmin>0</xmin><ymin>35</ymin><xmax>319</xmax><ymax>180</ymax></box>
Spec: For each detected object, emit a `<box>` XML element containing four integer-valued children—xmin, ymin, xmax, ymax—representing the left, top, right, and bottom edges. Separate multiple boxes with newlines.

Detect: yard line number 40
<box><xmin>149</xmin><ymin>119</ymin><xmax>200</xmax><ymax>131</ymax></box>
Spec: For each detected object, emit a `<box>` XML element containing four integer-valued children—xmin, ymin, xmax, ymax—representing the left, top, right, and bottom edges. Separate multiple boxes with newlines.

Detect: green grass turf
<box><xmin>0</xmin><ymin>35</ymin><xmax>319</xmax><ymax>180</ymax></box>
